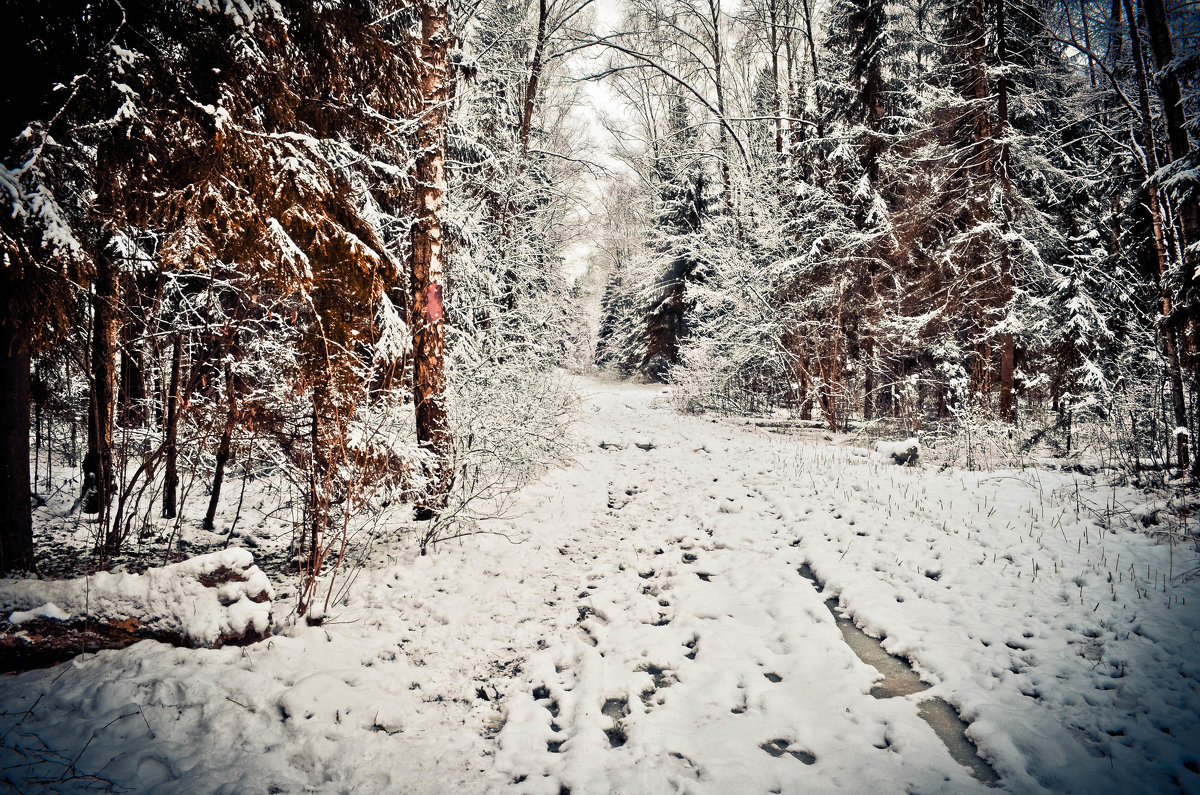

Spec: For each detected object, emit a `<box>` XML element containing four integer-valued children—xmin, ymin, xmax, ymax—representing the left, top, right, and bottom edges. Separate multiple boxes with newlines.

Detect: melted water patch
<box><xmin>825</xmin><ymin>596</ymin><xmax>930</xmax><ymax>699</ymax></box>
<box><xmin>798</xmin><ymin>562</ymin><xmax>1000</xmax><ymax>786</ymax></box>
<box><xmin>917</xmin><ymin>698</ymin><xmax>999</xmax><ymax>785</ymax></box>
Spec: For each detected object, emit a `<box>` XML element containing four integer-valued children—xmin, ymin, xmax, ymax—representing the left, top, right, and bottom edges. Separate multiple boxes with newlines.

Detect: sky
<box><xmin>560</xmin><ymin>0</ymin><xmax>636</xmax><ymax>282</ymax></box>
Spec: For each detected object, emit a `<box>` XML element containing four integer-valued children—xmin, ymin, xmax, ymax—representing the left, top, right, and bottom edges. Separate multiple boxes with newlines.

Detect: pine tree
<box><xmin>643</xmin><ymin>93</ymin><xmax>713</xmax><ymax>379</ymax></box>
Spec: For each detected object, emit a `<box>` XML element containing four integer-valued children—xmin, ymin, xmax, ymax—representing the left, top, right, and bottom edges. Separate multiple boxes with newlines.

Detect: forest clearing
<box><xmin>3</xmin><ymin>0</ymin><xmax>1199</xmax><ymax>791</ymax></box>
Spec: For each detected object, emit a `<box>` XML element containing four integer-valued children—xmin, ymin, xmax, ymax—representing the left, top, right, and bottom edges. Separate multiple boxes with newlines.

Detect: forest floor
<box><xmin>3</xmin><ymin>376</ymin><xmax>1200</xmax><ymax>794</ymax></box>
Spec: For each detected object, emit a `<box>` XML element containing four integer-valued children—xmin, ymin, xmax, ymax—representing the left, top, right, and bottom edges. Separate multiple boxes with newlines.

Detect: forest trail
<box><xmin>485</xmin><ymin>378</ymin><xmax>995</xmax><ymax>792</ymax></box>
<box><xmin>2</xmin><ymin>376</ymin><xmax>1197</xmax><ymax>794</ymax></box>
<box><xmin>481</xmin><ymin>377</ymin><xmax>1199</xmax><ymax>793</ymax></box>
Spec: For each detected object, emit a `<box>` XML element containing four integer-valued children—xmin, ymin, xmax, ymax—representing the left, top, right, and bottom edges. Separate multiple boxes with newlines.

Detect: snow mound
<box><xmin>278</xmin><ymin>673</ymin><xmax>374</xmax><ymax>728</ymax></box>
<box><xmin>0</xmin><ymin>549</ymin><xmax>274</xmax><ymax>646</ymax></box>
<box><xmin>876</xmin><ymin>437</ymin><xmax>919</xmax><ymax>465</ymax></box>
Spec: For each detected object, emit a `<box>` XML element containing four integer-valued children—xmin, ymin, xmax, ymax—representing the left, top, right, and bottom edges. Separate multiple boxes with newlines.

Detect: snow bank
<box><xmin>0</xmin><ymin>549</ymin><xmax>274</xmax><ymax>647</ymax></box>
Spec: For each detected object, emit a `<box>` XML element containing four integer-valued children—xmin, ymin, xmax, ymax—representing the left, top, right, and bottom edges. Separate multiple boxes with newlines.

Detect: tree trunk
<box><xmin>118</xmin><ymin>282</ymin><xmax>147</xmax><ymax>428</ymax></box>
<box><xmin>86</xmin><ymin>255</ymin><xmax>119</xmax><ymax>546</ymax></box>
<box><xmin>709</xmin><ymin>0</ymin><xmax>732</xmax><ymax>209</ymax></box>
<box><xmin>995</xmin><ymin>0</ymin><xmax>1016</xmax><ymax>423</ymax></box>
<box><xmin>1124</xmin><ymin>0</ymin><xmax>1190</xmax><ymax>471</ymax></box>
<box><xmin>1141</xmin><ymin>0</ymin><xmax>1190</xmax><ymax>169</ymax></box>
<box><xmin>798</xmin><ymin>0</ymin><xmax>824</xmax><ymax>137</ymax></box>
<box><xmin>0</xmin><ymin>316</ymin><xmax>35</xmax><ymax>574</ymax></box>
<box><xmin>1140</xmin><ymin>0</ymin><xmax>1198</xmax><ymax>323</ymax></box>
<box><xmin>863</xmin><ymin>334</ymin><xmax>875</xmax><ymax>421</ymax></box>
<box><xmin>769</xmin><ymin>0</ymin><xmax>783</xmax><ymax>157</ymax></box>
<box><xmin>299</xmin><ymin>400</ymin><xmax>331</xmax><ymax>616</ymax></box>
<box><xmin>162</xmin><ymin>334</ymin><xmax>182</xmax><ymax>519</ymax></box>
<box><xmin>1</xmin><ymin>552</ymin><xmax>272</xmax><ymax>672</ymax></box>
<box><xmin>1079</xmin><ymin>0</ymin><xmax>1098</xmax><ymax>87</ymax></box>
<box><xmin>203</xmin><ymin>366</ymin><xmax>238</xmax><ymax>531</ymax></box>
<box><xmin>412</xmin><ymin>0</ymin><xmax>454</xmax><ymax>519</ymax></box>
<box><xmin>519</xmin><ymin>0</ymin><xmax>548</xmax><ymax>160</ymax></box>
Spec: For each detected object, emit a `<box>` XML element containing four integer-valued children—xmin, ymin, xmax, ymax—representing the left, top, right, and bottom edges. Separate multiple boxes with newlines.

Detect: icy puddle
<box><xmin>798</xmin><ymin>563</ymin><xmax>999</xmax><ymax>786</ymax></box>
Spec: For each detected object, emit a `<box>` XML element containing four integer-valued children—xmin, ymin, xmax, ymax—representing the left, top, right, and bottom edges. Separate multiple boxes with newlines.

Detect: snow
<box><xmin>0</xmin><ymin>548</ymin><xmax>273</xmax><ymax>646</ymax></box>
<box><xmin>2</xmin><ymin>378</ymin><xmax>1198</xmax><ymax>793</ymax></box>
<box><xmin>8</xmin><ymin>602</ymin><xmax>70</xmax><ymax>624</ymax></box>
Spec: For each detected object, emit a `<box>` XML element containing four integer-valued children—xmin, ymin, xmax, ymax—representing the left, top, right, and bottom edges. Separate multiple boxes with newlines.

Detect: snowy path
<box><xmin>488</xmin><ymin>384</ymin><xmax>991</xmax><ymax>793</ymax></box>
<box><xmin>2</xmin><ymin>377</ymin><xmax>1198</xmax><ymax>793</ymax></box>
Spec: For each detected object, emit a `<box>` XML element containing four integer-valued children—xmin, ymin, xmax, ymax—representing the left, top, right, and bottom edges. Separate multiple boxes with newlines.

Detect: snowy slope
<box><xmin>2</xmin><ymin>376</ymin><xmax>1197</xmax><ymax>793</ymax></box>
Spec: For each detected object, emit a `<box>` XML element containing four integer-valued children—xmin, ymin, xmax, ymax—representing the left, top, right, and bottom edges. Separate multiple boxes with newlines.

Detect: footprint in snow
<box><xmin>637</xmin><ymin>663</ymin><xmax>676</xmax><ymax>710</ymax></box>
<box><xmin>601</xmin><ymin>698</ymin><xmax>629</xmax><ymax>747</ymax></box>
<box><xmin>760</xmin><ymin>739</ymin><xmax>816</xmax><ymax>764</ymax></box>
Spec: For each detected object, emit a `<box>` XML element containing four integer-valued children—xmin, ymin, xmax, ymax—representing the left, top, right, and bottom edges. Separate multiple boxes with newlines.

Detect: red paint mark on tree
<box><xmin>427</xmin><ymin>283</ymin><xmax>443</xmax><ymax>323</ymax></box>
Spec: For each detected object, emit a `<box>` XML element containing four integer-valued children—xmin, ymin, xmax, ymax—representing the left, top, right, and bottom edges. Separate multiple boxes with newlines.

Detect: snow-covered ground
<box><xmin>3</xmin><ymin>377</ymin><xmax>1198</xmax><ymax>793</ymax></box>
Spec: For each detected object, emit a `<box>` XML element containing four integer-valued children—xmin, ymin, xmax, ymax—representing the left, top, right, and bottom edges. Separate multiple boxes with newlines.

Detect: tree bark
<box><xmin>162</xmin><ymin>334</ymin><xmax>182</xmax><ymax>519</ymax></box>
<box><xmin>412</xmin><ymin>0</ymin><xmax>454</xmax><ymax>518</ymax></box>
<box><xmin>1124</xmin><ymin>0</ymin><xmax>1190</xmax><ymax>471</ymax></box>
<box><xmin>0</xmin><ymin>315</ymin><xmax>35</xmax><ymax>574</ymax></box>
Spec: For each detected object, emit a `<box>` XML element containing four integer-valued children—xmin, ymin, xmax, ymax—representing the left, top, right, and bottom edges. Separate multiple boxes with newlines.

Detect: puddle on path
<box><xmin>798</xmin><ymin>563</ymin><xmax>999</xmax><ymax>786</ymax></box>
<box><xmin>917</xmin><ymin>698</ymin><xmax>999</xmax><ymax>784</ymax></box>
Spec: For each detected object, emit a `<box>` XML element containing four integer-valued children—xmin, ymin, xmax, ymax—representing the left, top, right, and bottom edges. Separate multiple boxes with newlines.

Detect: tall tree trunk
<box><xmin>798</xmin><ymin>0</ymin><xmax>824</xmax><ymax>137</ymax></box>
<box><xmin>501</xmin><ymin>0</ymin><xmax>550</xmax><ymax>311</ymax></box>
<box><xmin>203</xmin><ymin>365</ymin><xmax>238</xmax><ymax>531</ymax></box>
<box><xmin>1141</xmin><ymin>0</ymin><xmax>1190</xmax><ymax>171</ymax></box>
<box><xmin>119</xmin><ymin>346</ymin><xmax>145</xmax><ymax>428</ymax></box>
<box><xmin>863</xmin><ymin>334</ymin><xmax>875</xmax><ymax>422</ymax></box>
<box><xmin>0</xmin><ymin>315</ymin><xmax>35</xmax><ymax>573</ymax></box>
<box><xmin>768</xmin><ymin>0</ymin><xmax>783</xmax><ymax>157</ymax></box>
<box><xmin>783</xmin><ymin>7</ymin><xmax>797</xmax><ymax>160</ymax></box>
<box><xmin>1124</xmin><ymin>0</ymin><xmax>1190</xmax><ymax>471</ymax></box>
<box><xmin>412</xmin><ymin>0</ymin><xmax>454</xmax><ymax>519</ymax></box>
<box><xmin>995</xmin><ymin>0</ymin><xmax>1016</xmax><ymax>423</ymax></box>
<box><xmin>1140</xmin><ymin>0</ymin><xmax>1198</xmax><ymax>322</ymax></box>
<box><xmin>1107</xmin><ymin>0</ymin><xmax>1124</xmax><ymax>68</ymax></box>
<box><xmin>118</xmin><ymin>276</ymin><xmax>147</xmax><ymax>429</ymax></box>
<box><xmin>1079</xmin><ymin>0</ymin><xmax>1098</xmax><ymax>87</ymax></box>
<box><xmin>300</xmin><ymin>402</ymin><xmax>330</xmax><ymax>616</ymax></box>
<box><xmin>162</xmin><ymin>334</ymin><xmax>182</xmax><ymax>519</ymax></box>
<box><xmin>705</xmin><ymin>0</ymin><xmax>732</xmax><ymax>209</ymax></box>
<box><xmin>519</xmin><ymin>0</ymin><xmax>548</xmax><ymax>161</ymax></box>
<box><xmin>86</xmin><ymin>255</ymin><xmax>119</xmax><ymax>547</ymax></box>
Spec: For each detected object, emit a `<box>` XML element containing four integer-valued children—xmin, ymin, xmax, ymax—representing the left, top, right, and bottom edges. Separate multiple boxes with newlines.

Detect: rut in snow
<box><xmin>798</xmin><ymin>563</ymin><xmax>999</xmax><ymax>786</ymax></box>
